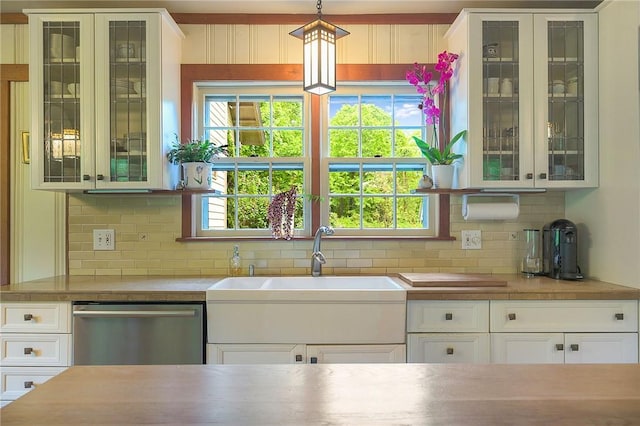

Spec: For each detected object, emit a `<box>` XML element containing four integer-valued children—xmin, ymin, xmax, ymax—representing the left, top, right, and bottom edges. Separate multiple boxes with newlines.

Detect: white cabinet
<box><xmin>27</xmin><ymin>9</ymin><xmax>182</xmax><ymax>190</ymax></box>
<box><xmin>490</xmin><ymin>300</ymin><xmax>639</xmax><ymax>364</ymax></box>
<box><xmin>0</xmin><ymin>302</ymin><xmax>72</xmax><ymax>405</ymax></box>
<box><xmin>407</xmin><ymin>301</ymin><xmax>490</xmax><ymax>363</ymax></box>
<box><xmin>207</xmin><ymin>343</ymin><xmax>406</xmax><ymax>364</ymax></box>
<box><xmin>446</xmin><ymin>10</ymin><xmax>598</xmax><ymax>189</ymax></box>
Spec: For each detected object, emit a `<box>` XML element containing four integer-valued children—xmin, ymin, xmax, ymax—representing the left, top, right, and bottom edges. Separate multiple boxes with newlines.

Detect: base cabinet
<box><xmin>207</xmin><ymin>344</ymin><xmax>406</xmax><ymax>364</ymax></box>
<box><xmin>490</xmin><ymin>300</ymin><xmax>639</xmax><ymax>364</ymax></box>
<box><xmin>0</xmin><ymin>302</ymin><xmax>72</xmax><ymax>405</ymax></box>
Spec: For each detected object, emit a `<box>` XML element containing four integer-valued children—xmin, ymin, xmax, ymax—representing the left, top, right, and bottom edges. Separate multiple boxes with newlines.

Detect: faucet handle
<box><xmin>312</xmin><ymin>251</ymin><xmax>327</xmax><ymax>264</ymax></box>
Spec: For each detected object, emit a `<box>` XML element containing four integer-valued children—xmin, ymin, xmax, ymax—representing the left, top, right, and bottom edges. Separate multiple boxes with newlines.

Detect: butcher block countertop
<box><xmin>2</xmin><ymin>364</ymin><xmax>640</xmax><ymax>425</ymax></box>
<box><xmin>0</xmin><ymin>274</ymin><xmax>637</xmax><ymax>302</ymax></box>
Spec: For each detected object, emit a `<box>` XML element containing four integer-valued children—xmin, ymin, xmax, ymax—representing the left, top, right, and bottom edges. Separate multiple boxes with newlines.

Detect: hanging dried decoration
<box><xmin>268</xmin><ymin>186</ymin><xmax>298</xmax><ymax>240</ymax></box>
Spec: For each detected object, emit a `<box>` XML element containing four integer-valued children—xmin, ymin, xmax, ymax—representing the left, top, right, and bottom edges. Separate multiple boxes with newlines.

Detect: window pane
<box><xmin>362</xmin><ymin>129</ymin><xmax>391</xmax><ymax>157</ymax></box>
<box><xmin>272</xmin><ymin>169</ymin><xmax>303</xmax><ymax>194</ymax></box>
<box><xmin>329</xmin><ymin>163</ymin><xmax>360</xmax><ymax>194</ymax></box>
<box><xmin>361</xmin><ymin>95</ymin><xmax>392</xmax><ymax>126</ymax></box>
<box><xmin>396</xmin><ymin>168</ymin><xmax>424</xmax><ymax>194</ymax></box>
<box><xmin>273</xmin><ymin>130</ymin><xmax>303</xmax><ymax>157</ymax></box>
<box><xmin>397</xmin><ymin>196</ymin><xmax>429</xmax><ymax>229</ymax></box>
<box><xmin>329</xmin><ymin>196</ymin><xmax>360</xmax><ymax>228</ymax></box>
<box><xmin>329</xmin><ymin>129</ymin><xmax>358</xmax><ymax>157</ymax></box>
<box><xmin>394</xmin><ymin>95</ymin><xmax>424</xmax><ymax>127</ymax></box>
<box><xmin>237</xmin><ymin>197</ymin><xmax>270</xmax><ymax>229</ymax></box>
<box><xmin>362</xmin><ymin>166</ymin><xmax>393</xmax><ymax>195</ymax></box>
<box><xmin>362</xmin><ymin>197</ymin><xmax>393</xmax><ymax>228</ymax></box>
<box><xmin>329</xmin><ymin>95</ymin><xmax>358</xmax><ymax>124</ymax></box>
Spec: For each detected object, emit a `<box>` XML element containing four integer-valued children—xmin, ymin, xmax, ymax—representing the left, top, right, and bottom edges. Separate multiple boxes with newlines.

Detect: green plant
<box><xmin>166</xmin><ymin>135</ymin><xmax>228</xmax><ymax>164</ymax></box>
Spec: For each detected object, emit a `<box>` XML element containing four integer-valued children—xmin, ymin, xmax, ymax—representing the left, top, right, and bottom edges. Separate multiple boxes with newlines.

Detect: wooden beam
<box><xmin>0</xmin><ymin>13</ymin><xmax>27</xmax><ymax>24</ymax></box>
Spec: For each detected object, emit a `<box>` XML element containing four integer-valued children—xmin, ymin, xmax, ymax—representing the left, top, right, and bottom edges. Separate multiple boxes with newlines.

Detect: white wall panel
<box><xmin>180</xmin><ymin>24</ymin><xmax>208</xmax><ymax>63</ymax></box>
<box><xmin>0</xmin><ymin>25</ymin><xmax>17</xmax><ymax>63</ymax></box>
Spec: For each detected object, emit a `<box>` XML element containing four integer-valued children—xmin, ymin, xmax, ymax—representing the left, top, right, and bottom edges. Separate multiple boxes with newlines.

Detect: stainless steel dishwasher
<box><xmin>73</xmin><ymin>302</ymin><xmax>205</xmax><ymax>365</ymax></box>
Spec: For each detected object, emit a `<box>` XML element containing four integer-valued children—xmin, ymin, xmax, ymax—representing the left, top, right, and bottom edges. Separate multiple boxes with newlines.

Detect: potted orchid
<box><xmin>407</xmin><ymin>51</ymin><xmax>466</xmax><ymax>188</ymax></box>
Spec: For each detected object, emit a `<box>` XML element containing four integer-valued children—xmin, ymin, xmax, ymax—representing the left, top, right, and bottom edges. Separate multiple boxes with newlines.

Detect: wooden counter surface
<box><xmin>0</xmin><ymin>274</ymin><xmax>637</xmax><ymax>302</ymax></box>
<box><xmin>2</xmin><ymin>364</ymin><xmax>640</xmax><ymax>425</ymax></box>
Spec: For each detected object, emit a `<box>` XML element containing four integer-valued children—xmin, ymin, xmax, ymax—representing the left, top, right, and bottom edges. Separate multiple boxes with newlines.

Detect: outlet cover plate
<box><xmin>93</xmin><ymin>229</ymin><xmax>115</xmax><ymax>251</ymax></box>
<box><xmin>462</xmin><ymin>230</ymin><xmax>482</xmax><ymax>250</ymax></box>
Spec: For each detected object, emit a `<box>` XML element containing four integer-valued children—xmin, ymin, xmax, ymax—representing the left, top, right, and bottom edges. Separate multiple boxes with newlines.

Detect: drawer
<box><xmin>407</xmin><ymin>301</ymin><xmax>489</xmax><ymax>332</ymax></box>
<box><xmin>1</xmin><ymin>302</ymin><xmax>71</xmax><ymax>333</ymax></box>
<box><xmin>1</xmin><ymin>334</ymin><xmax>71</xmax><ymax>367</ymax></box>
<box><xmin>490</xmin><ymin>300</ymin><xmax>639</xmax><ymax>333</ymax></box>
<box><xmin>1</xmin><ymin>366</ymin><xmax>67</xmax><ymax>401</ymax></box>
<box><xmin>407</xmin><ymin>333</ymin><xmax>490</xmax><ymax>363</ymax></box>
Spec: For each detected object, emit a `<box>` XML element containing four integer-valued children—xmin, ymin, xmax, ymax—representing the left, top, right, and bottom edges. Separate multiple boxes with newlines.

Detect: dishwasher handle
<box><xmin>73</xmin><ymin>309</ymin><xmax>197</xmax><ymax>318</ymax></box>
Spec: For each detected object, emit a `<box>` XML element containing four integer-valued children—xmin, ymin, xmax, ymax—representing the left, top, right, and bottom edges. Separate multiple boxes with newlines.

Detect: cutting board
<box><xmin>398</xmin><ymin>273</ymin><xmax>508</xmax><ymax>287</ymax></box>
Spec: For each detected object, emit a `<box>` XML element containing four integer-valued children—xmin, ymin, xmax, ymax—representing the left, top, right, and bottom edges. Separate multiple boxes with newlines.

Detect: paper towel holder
<box><xmin>461</xmin><ymin>193</ymin><xmax>520</xmax><ymax>219</ymax></box>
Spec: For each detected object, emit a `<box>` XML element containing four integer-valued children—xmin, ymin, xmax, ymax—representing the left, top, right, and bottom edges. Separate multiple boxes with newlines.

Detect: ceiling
<box><xmin>2</xmin><ymin>0</ymin><xmax>603</xmax><ymax>14</ymax></box>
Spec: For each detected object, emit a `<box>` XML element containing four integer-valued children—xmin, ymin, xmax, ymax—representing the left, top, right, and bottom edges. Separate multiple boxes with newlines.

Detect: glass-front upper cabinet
<box><xmin>28</xmin><ymin>10</ymin><xmax>182</xmax><ymax>190</ymax></box>
<box><xmin>446</xmin><ymin>11</ymin><xmax>598</xmax><ymax>189</ymax></box>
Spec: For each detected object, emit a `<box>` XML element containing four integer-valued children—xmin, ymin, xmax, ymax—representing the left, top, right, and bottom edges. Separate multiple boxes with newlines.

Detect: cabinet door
<box><xmin>29</xmin><ymin>13</ymin><xmax>95</xmax><ymax>190</ymax></box>
<box><xmin>94</xmin><ymin>14</ymin><xmax>157</xmax><ymax>189</ymax></box>
<box><xmin>407</xmin><ymin>333</ymin><xmax>490</xmax><ymax>364</ymax></box>
<box><xmin>491</xmin><ymin>333</ymin><xmax>564</xmax><ymax>364</ymax></box>
<box><xmin>306</xmin><ymin>344</ymin><xmax>406</xmax><ymax>364</ymax></box>
<box><xmin>466</xmin><ymin>13</ymin><xmax>534</xmax><ymax>188</ymax></box>
<box><xmin>206</xmin><ymin>344</ymin><xmax>306</xmax><ymax>364</ymax></box>
<box><xmin>533</xmin><ymin>14</ymin><xmax>598</xmax><ymax>188</ymax></box>
<box><xmin>564</xmin><ymin>333</ymin><xmax>638</xmax><ymax>364</ymax></box>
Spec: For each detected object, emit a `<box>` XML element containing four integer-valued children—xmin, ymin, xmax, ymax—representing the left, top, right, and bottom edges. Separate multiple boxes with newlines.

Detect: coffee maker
<box><xmin>542</xmin><ymin>219</ymin><xmax>583</xmax><ymax>280</ymax></box>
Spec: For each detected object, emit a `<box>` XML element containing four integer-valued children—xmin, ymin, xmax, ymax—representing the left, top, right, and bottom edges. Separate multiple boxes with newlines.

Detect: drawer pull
<box><xmin>23</xmin><ymin>313</ymin><xmax>34</xmax><ymax>321</ymax></box>
<box><xmin>24</xmin><ymin>347</ymin><xmax>34</xmax><ymax>355</ymax></box>
<box><xmin>295</xmin><ymin>354</ymin><xmax>303</xmax><ymax>363</ymax></box>
<box><xmin>24</xmin><ymin>381</ymin><xmax>34</xmax><ymax>389</ymax></box>
<box><xmin>445</xmin><ymin>313</ymin><xmax>453</xmax><ymax>321</ymax></box>
<box><xmin>615</xmin><ymin>313</ymin><xmax>624</xmax><ymax>320</ymax></box>
<box><xmin>507</xmin><ymin>313</ymin><xmax>516</xmax><ymax>321</ymax></box>
<box><xmin>555</xmin><ymin>344</ymin><xmax>564</xmax><ymax>351</ymax></box>
<box><xmin>570</xmin><ymin>344</ymin><xmax>579</xmax><ymax>352</ymax></box>
<box><xmin>310</xmin><ymin>357</ymin><xmax>318</xmax><ymax>364</ymax></box>
<box><xmin>446</xmin><ymin>348</ymin><xmax>454</xmax><ymax>355</ymax></box>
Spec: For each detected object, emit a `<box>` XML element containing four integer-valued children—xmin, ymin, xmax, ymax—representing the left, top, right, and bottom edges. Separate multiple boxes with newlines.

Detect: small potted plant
<box><xmin>407</xmin><ymin>51</ymin><xmax>466</xmax><ymax>188</ymax></box>
<box><xmin>167</xmin><ymin>136</ymin><xmax>227</xmax><ymax>189</ymax></box>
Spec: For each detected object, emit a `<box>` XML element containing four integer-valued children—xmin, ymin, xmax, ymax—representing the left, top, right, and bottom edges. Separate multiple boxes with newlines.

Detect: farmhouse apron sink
<box><xmin>206</xmin><ymin>276</ymin><xmax>406</xmax><ymax>344</ymax></box>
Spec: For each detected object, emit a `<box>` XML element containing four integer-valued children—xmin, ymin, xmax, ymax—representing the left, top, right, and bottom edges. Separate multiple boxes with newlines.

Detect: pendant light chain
<box><xmin>316</xmin><ymin>0</ymin><xmax>322</xmax><ymax>18</ymax></box>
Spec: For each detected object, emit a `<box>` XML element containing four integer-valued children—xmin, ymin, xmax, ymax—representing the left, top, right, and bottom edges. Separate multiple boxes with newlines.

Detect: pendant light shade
<box><xmin>290</xmin><ymin>0</ymin><xmax>349</xmax><ymax>95</ymax></box>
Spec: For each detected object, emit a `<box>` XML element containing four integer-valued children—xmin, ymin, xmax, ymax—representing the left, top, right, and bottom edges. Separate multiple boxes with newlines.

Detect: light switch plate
<box><xmin>462</xmin><ymin>230</ymin><xmax>481</xmax><ymax>249</ymax></box>
<box><xmin>93</xmin><ymin>229</ymin><xmax>115</xmax><ymax>251</ymax></box>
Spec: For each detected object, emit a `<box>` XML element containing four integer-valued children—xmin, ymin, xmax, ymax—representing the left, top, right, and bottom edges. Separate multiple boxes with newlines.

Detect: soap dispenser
<box><xmin>229</xmin><ymin>245</ymin><xmax>241</xmax><ymax>276</ymax></box>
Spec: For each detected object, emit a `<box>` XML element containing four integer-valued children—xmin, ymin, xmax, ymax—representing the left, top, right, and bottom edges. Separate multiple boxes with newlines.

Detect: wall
<box><xmin>566</xmin><ymin>0</ymin><xmax>640</xmax><ymax>288</ymax></box>
<box><xmin>4</xmin><ymin>19</ymin><xmax>567</xmax><ymax>277</ymax></box>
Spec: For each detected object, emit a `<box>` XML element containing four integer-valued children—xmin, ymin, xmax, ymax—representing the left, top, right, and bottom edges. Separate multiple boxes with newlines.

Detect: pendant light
<box><xmin>289</xmin><ymin>0</ymin><xmax>349</xmax><ymax>95</ymax></box>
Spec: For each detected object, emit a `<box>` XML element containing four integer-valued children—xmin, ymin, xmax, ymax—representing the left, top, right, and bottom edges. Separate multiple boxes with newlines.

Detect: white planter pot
<box><xmin>431</xmin><ymin>164</ymin><xmax>455</xmax><ymax>189</ymax></box>
<box><xmin>182</xmin><ymin>162</ymin><xmax>212</xmax><ymax>189</ymax></box>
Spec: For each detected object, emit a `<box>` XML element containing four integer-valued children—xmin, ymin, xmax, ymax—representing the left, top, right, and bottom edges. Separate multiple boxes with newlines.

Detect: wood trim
<box><xmin>0</xmin><ymin>64</ymin><xmax>29</xmax><ymax>286</ymax></box>
<box><xmin>180</xmin><ymin>63</ymin><xmax>452</xmax><ymax>240</ymax></box>
<box><xmin>170</xmin><ymin>13</ymin><xmax>457</xmax><ymax>25</ymax></box>
<box><xmin>0</xmin><ymin>13</ymin><xmax>28</xmax><ymax>24</ymax></box>
<box><xmin>310</xmin><ymin>95</ymin><xmax>321</xmax><ymax>233</ymax></box>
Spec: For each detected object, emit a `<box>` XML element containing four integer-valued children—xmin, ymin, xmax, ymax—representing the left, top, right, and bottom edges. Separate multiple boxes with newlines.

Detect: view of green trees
<box><xmin>219</xmin><ymin>96</ymin><xmax>429</xmax><ymax>231</ymax></box>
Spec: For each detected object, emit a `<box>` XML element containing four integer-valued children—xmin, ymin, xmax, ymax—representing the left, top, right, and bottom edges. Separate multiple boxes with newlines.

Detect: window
<box><xmin>194</xmin><ymin>82</ymin><xmax>436</xmax><ymax>238</ymax></box>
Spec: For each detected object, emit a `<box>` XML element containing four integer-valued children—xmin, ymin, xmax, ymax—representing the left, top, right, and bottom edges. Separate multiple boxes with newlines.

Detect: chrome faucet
<box><xmin>311</xmin><ymin>226</ymin><xmax>334</xmax><ymax>277</ymax></box>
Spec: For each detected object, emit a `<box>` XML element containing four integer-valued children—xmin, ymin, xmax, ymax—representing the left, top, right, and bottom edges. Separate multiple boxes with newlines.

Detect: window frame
<box><xmin>178</xmin><ymin>64</ymin><xmax>456</xmax><ymax>241</ymax></box>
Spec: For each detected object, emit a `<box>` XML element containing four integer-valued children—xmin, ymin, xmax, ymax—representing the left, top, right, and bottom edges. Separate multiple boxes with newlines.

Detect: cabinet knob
<box><xmin>23</xmin><ymin>347</ymin><xmax>34</xmax><ymax>355</ymax></box>
<box><xmin>615</xmin><ymin>313</ymin><xmax>624</xmax><ymax>320</ymax></box>
<box><xmin>507</xmin><ymin>313</ymin><xmax>516</xmax><ymax>321</ymax></box>
<box><xmin>96</xmin><ymin>174</ymin><xmax>105</xmax><ymax>181</ymax></box>
<box><xmin>555</xmin><ymin>344</ymin><xmax>564</xmax><ymax>351</ymax></box>
<box><xmin>82</xmin><ymin>174</ymin><xmax>91</xmax><ymax>181</ymax></box>
<box><xmin>570</xmin><ymin>344</ymin><xmax>579</xmax><ymax>351</ymax></box>
<box><xmin>295</xmin><ymin>354</ymin><xmax>303</xmax><ymax>363</ymax></box>
<box><xmin>23</xmin><ymin>313</ymin><xmax>34</xmax><ymax>321</ymax></box>
<box><xmin>525</xmin><ymin>173</ymin><xmax>533</xmax><ymax>180</ymax></box>
<box><xmin>539</xmin><ymin>173</ymin><xmax>547</xmax><ymax>179</ymax></box>
<box><xmin>445</xmin><ymin>313</ymin><xmax>453</xmax><ymax>321</ymax></box>
<box><xmin>310</xmin><ymin>357</ymin><xmax>318</xmax><ymax>364</ymax></box>
<box><xmin>24</xmin><ymin>381</ymin><xmax>34</xmax><ymax>389</ymax></box>
<box><xmin>446</xmin><ymin>347</ymin><xmax>454</xmax><ymax>355</ymax></box>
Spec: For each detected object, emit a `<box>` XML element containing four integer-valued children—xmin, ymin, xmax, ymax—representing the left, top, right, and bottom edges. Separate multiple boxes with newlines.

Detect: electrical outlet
<box><xmin>462</xmin><ymin>230</ymin><xmax>482</xmax><ymax>249</ymax></box>
<box><xmin>93</xmin><ymin>229</ymin><xmax>115</xmax><ymax>251</ymax></box>
<box><xmin>509</xmin><ymin>231</ymin><xmax>518</xmax><ymax>241</ymax></box>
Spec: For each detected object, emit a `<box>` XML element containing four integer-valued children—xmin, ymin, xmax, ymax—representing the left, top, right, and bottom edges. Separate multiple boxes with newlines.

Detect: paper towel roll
<box><xmin>463</xmin><ymin>202</ymin><xmax>519</xmax><ymax>221</ymax></box>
